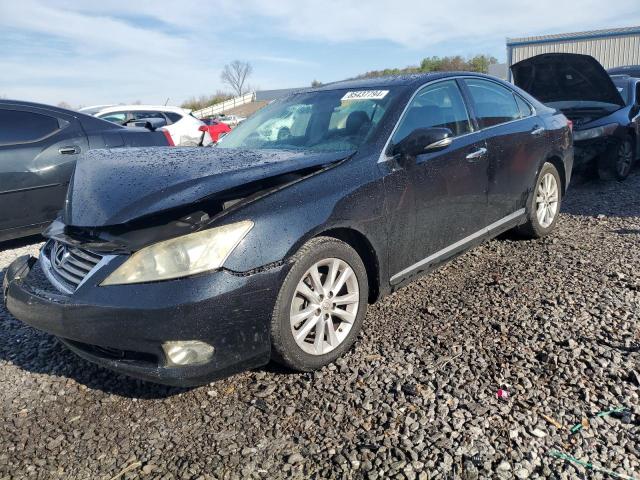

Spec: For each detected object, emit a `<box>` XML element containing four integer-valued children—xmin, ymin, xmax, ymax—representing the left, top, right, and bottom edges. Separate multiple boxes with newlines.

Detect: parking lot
<box><xmin>0</xmin><ymin>171</ymin><xmax>638</xmax><ymax>479</ymax></box>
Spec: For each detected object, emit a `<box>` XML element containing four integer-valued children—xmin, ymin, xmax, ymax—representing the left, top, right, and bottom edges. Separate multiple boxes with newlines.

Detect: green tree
<box><xmin>356</xmin><ymin>54</ymin><xmax>499</xmax><ymax>79</ymax></box>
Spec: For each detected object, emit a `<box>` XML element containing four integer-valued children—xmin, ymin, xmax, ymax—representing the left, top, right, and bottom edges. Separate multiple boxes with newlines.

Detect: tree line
<box><xmin>356</xmin><ymin>54</ymin><xmax>498</xmax><ymax>79</ymax></box>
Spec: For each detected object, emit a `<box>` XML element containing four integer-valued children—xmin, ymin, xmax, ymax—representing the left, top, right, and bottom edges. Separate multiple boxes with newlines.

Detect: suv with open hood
<box><xmin>512</xmin><ymin>53</ymin><xmax>639</xmax><ymax>180</ymax></box>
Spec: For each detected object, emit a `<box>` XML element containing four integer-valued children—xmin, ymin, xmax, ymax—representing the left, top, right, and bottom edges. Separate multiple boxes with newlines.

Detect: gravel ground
<box><xmin>1</xmin><ymin>172</ymin><xmax>639</xmax><ymax>480</ymax></box>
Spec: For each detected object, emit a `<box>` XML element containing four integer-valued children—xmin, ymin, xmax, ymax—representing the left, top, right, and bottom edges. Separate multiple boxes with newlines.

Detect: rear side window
<box><xmin>0</xmin><ymin>109</ymin><xmax>60</xmax><ymax>145</ymax></box>
<box><xmin>165</xmin><ymin>112</ymin><xmax>183</xmax><ymax>123</ymax></box>
<box><xmin>392</xmin><ymin>80</ymin><xmax>472</xmax><ymax>144</ymax></box>
<box><xmin>132</xmin><ymin>111</ymin><xmax>164</xmax><ymax>121</ymax></box>
<box><xmin>515</xmin><ymin>95</ymin><xmax>533</xmax><ymax>117</ymax></box>
<box><xmin>463</xmin><ymin>79</ymin><xmax>521</xmax><ymax>128</ymax></box>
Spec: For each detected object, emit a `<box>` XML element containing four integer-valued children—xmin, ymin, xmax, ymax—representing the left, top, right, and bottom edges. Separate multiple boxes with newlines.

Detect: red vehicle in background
<box><xmin>200</xmin><ymin>117</ymin><xmax>232</xmax><ymax>142</ymax></box>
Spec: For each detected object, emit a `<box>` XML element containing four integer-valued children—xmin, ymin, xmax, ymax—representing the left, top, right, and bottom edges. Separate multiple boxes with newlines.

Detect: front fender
<box><xmin>220</xmin><ymin>156</ymin><xmax>387</xmax><ymax>276</ymax></box>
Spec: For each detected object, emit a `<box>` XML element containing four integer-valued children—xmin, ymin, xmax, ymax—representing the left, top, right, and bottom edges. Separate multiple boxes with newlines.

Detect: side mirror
<box><xmin>126</xmin><ymin>117</ymin><xmax>167</xmax><ymax>131</ymax></box>
<box><xmin>392</xmin><ymin>127</ymin><xmax>454</xmax><ymax>157</ymax></box>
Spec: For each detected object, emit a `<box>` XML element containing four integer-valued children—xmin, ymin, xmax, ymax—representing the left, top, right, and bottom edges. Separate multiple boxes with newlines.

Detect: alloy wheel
<box><xmin>289</xmin><ymin>258</ymin><xmax>360</xmax><ymax>356</ymax></box>
<box><xmin>616</xmin><ymin>141</ymin><xmax>634</xmax><ymax>179</ymax></box>
<box><xmin>536</xmin><ymin>172</ymin><xmax>559</xmax><ymax>229</ymax></box>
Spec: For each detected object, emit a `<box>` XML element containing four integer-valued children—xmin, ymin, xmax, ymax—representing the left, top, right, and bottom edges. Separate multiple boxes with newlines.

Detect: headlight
<box><xmin>573</xmin><ymin>123</ymin><xmax>618</xmax><ymax>142</ymax></box>
<box><xmin>101</xmin><ymin>220</ymin><xmax>253</xmax><ymax>285</ymax></box>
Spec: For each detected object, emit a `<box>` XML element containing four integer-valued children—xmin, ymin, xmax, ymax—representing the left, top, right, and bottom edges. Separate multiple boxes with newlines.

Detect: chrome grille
<box><xmin>48</xmin><ymin>240</ymin><xmax>104</xmax><ymax>291</ymax></box>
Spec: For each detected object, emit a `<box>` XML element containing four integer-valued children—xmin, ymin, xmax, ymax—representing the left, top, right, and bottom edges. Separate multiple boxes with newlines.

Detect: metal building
<box><xmin>507</xmin><ymin>26</ymin><xmax>640</xmax><ymax>78</ymax></box>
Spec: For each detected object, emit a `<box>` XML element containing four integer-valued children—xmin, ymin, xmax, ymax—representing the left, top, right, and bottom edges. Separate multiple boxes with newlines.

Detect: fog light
<box><xmin>162</xmin><ymin>341</ymin><xmax>214</xmax><ymax>366</ymax></box>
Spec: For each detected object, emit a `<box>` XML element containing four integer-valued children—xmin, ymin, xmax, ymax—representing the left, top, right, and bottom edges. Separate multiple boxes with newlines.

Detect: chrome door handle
<box><xmin>59</xmin><ymin>146</ymin><xmax>79</xmax><ymax>155</ymax></box>
<box><xmin>466</xmin><ymin>147</ymin><xmax>487</xmax><ymax>160</ymax></box>
<box><xmin>531</xmin><ymin>126</ymin><xmax>545</xmax><ymax>136</ymax></box>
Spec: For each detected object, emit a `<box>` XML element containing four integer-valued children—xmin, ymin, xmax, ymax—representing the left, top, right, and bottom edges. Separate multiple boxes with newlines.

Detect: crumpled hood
<box><xmin>511</xmin><ymin>53</ymin><xmax>625</xmax><ymax>108</ymax></box>
<box><xmin>64</xmin><ymin>147</ymin><xmax>350</xmax><ymax>227</ymax></box>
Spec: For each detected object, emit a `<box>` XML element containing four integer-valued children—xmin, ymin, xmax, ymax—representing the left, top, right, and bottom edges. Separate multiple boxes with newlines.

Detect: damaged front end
<box><xmin>4</xmin><ymin>146</ymin><xmax>349</xmax><ymax>385</ymax></box>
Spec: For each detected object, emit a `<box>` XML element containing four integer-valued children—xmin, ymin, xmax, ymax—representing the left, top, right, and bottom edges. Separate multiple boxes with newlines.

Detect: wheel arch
<box><xmin>545</xmin><ymin>154</ymin><xmax>567</xmax><ymax>194</ymax></box>
<box><xmin>318</xmin><ymin>227</ymin><xmax>381</xmax><ymax>304</ymax></box>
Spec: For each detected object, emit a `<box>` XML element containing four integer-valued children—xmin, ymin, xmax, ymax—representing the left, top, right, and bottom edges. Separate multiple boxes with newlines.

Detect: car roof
<box><xmin>95</xmin><ymin>105</ymin><xmax>190</xmax><ymax>115</ymax></box>
<box><xmin>303</xmin><ymin>71</ymin><xmax>499</xmax><ymax>93</ymax></box>
<box><xmin>0</xmin><ymin>98</ymin><xmax>87</xmax><ymax>117</ymax></box>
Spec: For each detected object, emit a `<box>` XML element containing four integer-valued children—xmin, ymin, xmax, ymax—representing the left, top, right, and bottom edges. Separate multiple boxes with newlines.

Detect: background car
<box><xmin>608</xmin><ymin>65</ymin><xmax>640</xmax><ymax>78</ymax></box>
<box><xmin>4</xmin><ymin>73</ymin><xmax>572</xmax><ymax>386</ymax></box>
<box><xmin>94</xmin><ymin>105</ymin><xmax>212</xmax><ymax>146</ymax></box>
<box><xmin>200</xmin><ymin>117</ymin><xmax>231</xmax><ymax>142</ymax></box>
<box><xmin>217</xmin><ymin>114</ymin><xmax>246</xmax><ymax>127</ymax></box>
<box><xmin>0</xmin><ymin>100</ymin><xmax>172</xmax><ymax>242</ymax></box>
<box><xmin>77</xmin><ymin>104</ymin><xmax>115</xmax><ymax>115</ymax></box>
<box><xmin>512</xmin><ymin>53</ymin><xmax>638</xmax><ymax>180</ymax></box>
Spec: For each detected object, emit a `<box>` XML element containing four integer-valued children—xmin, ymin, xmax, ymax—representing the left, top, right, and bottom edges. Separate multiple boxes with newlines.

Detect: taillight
<box><xmin>198</xmin><ymin>125</ymin><xmax>208</xmax><ymax>132</ymax></box>
<box><xmin>567</xmin><ymin>120</ymin><xmax>573</xmax><ymax>132</ymax></box>
<box><xmin>161</xmin><ymin>128</ymin><xmax>174</xmax><ymax>146</ymax></box>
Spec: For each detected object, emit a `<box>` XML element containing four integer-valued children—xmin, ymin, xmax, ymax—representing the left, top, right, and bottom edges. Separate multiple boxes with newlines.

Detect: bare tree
<box><xmin>221</xmin><ymin>60</ymin><xmax>253</xmax><ymax>97</ymax></box>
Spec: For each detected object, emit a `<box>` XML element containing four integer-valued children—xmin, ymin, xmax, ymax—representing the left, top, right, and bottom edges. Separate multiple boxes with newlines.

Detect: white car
<box><xmin>93</xmin><ymin>105</ymin><xmax>212</xmax><ymax>146</ymax></box>
<box><xmin>217</xmin><ymin>114</ymin><xmax>246</xmax><ymax>127</ymax></box>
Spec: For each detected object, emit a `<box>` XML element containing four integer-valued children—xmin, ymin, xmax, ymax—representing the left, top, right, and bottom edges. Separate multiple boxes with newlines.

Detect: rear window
<box><xmin>0</xmin><ymin>109</ymin><xmax>60</xmax><ymax>145</ymax></box>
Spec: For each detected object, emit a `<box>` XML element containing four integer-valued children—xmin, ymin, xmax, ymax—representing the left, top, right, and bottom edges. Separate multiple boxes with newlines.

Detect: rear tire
<box><xmin>516</xmin><ymin>162</ymin><xmax>562</xmax><ymax>239</ymax></box>
<box><xmin>270</xmin><ymin>236</ymin><xmax>368</xmax><ymax>371</ymax></box>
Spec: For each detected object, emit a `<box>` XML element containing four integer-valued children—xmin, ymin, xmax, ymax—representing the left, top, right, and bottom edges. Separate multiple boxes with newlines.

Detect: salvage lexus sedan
<box><xmin>4</xmin><ymin>73</ymin><xmax>573</xmax><ymax>386</ymax></box>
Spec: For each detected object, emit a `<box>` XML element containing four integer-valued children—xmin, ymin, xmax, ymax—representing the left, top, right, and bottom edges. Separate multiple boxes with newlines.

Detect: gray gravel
<box><xmin>1</xmin><ymin>172</ymin><xmax>639</xmax><ymax>479</ymax></box>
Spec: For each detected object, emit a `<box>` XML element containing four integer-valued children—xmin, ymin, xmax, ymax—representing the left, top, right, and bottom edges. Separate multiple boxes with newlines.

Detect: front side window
<box><xmin>0</xmin><ymin>109</ymin><xmax>60</xmax><ymax>145</ymax></box>
<box><xmin>391</xmin><ymin>80</ymin><xmax>472</xmax><ymax>145</ymax></box>
<box><xmin>463</xmin><ymin>79</ymin><xmax>522</xmax><ymax>128</ymax></box>
<box><xmin>218</xmin><ymin>88</ymin><xmax>401</xmax><ymax>152</ymax></box>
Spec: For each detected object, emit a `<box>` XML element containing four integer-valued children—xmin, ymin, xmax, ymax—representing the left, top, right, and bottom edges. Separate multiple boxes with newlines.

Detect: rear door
<box><xmin>0</xmin><ymin>107</ymin><xmax>88</xmax><ymax>233</ymax></box>
<box><xmin>383</xmin><ymin>79</ymin><xmax>490</xmax><ymax>285</ymax></box>
<box><xmin>461</xmin><ymin>78</ymin><xmax>546</xmax><ymax>224</ymax></box>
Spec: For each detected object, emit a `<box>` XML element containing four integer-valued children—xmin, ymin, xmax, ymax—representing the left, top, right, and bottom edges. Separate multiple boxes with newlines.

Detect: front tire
<box><xmin>516</xmin><ymin>162</ymin><xmax>562</xmax><ymax>239</ymax></box>
<box><xmin>598</xmin><ymin>136</ymin><xmax>635</xmax><ymax>181</ymax></box>
<box><xmin>270</xmin><ymin>236</ymin><xmax>368</xmax><ymax>371</ymax></box>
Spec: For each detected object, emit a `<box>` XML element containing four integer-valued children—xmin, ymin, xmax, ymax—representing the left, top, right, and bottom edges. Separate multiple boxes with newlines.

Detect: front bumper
<box><xmin>3</xmin><ymin>250</ymin><xmax>287</xmax><ymax>386</ymax></box>
<box><xmin>573</xmin><ymin>130</ymin><xmax>625</xmax><ymax>171</ymax></box>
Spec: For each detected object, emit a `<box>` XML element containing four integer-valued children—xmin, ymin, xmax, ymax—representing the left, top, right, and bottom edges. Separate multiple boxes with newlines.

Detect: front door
<box><xmin>381</xmin><ymin>79</ymin><xmax>490</xmax><ymax>285</ymax></box>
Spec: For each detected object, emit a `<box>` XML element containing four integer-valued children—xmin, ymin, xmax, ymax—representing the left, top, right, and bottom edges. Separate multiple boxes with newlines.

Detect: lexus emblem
<box><xmin>52</xmin><ymin>243</ymin><xmax>69</xmax><ymax>269</ymax></box>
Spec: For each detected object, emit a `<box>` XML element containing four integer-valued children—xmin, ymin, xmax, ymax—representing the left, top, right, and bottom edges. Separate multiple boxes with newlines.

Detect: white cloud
<box><xmin>218</xmin><ymin>0</ymin><xmax>640</xmax><ymax>48</ymax></box>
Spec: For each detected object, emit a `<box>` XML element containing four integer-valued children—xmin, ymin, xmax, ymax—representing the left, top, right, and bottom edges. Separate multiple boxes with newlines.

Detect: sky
<box><xmin>1</xmin><ymin>0</ymin><xmax>639</xmax><ymax>107</ymax></box>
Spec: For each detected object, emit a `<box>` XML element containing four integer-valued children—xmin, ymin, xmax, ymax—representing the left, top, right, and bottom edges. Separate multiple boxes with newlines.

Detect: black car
<box><xmin>4</xmin><ymin>73</ymin><xmax>573</xmax><ymax>386</ymax></box>
<box><xmin>0</xmin><ymin>100</ymin><xmax>172</xmax><ymax>242</ymax></box>
<box><xmin>512</xmin><ymin>53</ymin><xmax>639</xmax><ymax>180</ymax></box>
<box><xmin>608</xmin><ymin>65</ymin><xmax>640</xmax><ymax>78</ymax></box>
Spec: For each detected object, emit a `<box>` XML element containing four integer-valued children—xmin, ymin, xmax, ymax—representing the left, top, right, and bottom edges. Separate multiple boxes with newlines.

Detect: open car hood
<box><xmin>64</xmin><ymin>147</ymin><xmax>350</xmax><ymax>227</ymax></box>
<box><xmin>511</xmin><ymin>53</ymin><xmax>625</xmax><ymax>108</ymax></box>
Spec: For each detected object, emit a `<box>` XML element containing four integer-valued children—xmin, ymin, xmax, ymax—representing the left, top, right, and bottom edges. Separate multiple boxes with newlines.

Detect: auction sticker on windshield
<box><xmin>342</xmin><ymin>90</ymin><xmax>389</xmax><ymax>101</ymax></box>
